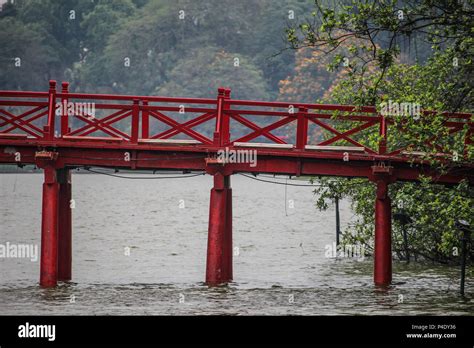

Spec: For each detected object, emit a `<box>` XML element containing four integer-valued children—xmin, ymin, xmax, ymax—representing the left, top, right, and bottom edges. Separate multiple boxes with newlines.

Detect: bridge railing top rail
<box><xmin>0</xmin><ymin>91</ymin><xmax>48</xmax><ymax>99</ymax></box>
<box><xmin>56</xmin><ymin>92</ymin><xmax>217</xmax><ymax>105</ymax></box>
<box><xmin>0</xmin><ymin>88</ymin><xmax>470</xmax><ymax>120</ymax></box>
<box><xmin>227</xmin><ymin>99</ymin><xmax>471</xmax><ymax>120</ymax></box>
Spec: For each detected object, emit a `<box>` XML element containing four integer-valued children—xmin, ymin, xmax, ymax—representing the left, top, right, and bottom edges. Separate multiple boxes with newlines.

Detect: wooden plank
<box><xmin>139</xmin><ymin>139</ymin><xmax>201</xmax><ymax>145</ymax></box>
<box><xmin>233</xmin><ymin>142</ymin><xmax>293</xmax><ymax>149</ymax></box>
<box><xmin>401</xmin><ymin>150</ymin><xmax>426</xmax><ymax>156</ymax></box>
<box><xmin>62</xmin><ymin>135</ymin><xmax>122</xmax><ymax>143</ymax></box>
<box><xmin>305</xmin><ymin>145</ymin><xmax>365</xmax><ymax>152</ymax></box>
<box><xmin>0</xmin><ymin>133</ymin><xmax>28</xmax><ymax>139</ymax></box>
<box><xmin>402</xmin><ymin>150</ymin><xmax>451</xmax><ymax>158</ymax></box>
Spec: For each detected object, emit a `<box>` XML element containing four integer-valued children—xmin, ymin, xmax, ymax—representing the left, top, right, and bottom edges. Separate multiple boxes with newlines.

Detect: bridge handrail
<box><xmin>55</xmin><ymin>92</ymin><xmax>217</xmax><ymax>105</ymax></box>
<box><xmin>0</xmin><ymin>81</ymin><xmax>472</xmax><ymax>155</ymax></box>
<box><xmin>229</xmin><ymin>99</ymin><xmax>377</xmax><ymax>113</ymax></box>
<box><xmin>0</xmin><ymin>88</ymin><xmax>470</xmax><ymax>120</ymax></box>
<box><xmin>0</xmin><ymin>90</ymin><xmax>49</xmax><ymax>98</ymax></box>
<box><xmin>228</xmin><ymin>99</ymin><xmax>471</xmax><ymax>120</ymax></box>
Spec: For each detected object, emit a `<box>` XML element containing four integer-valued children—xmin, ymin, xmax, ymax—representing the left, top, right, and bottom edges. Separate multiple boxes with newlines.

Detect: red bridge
<box><xmin>1</xmin><ymin>81</ymin><xmax>472</xmax><ymax>288</ymax></box>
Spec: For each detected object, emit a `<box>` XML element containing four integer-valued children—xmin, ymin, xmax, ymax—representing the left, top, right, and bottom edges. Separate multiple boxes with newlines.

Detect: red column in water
<box><xmin>374</xmin><ymin>179</ymin><xmax>392</xmax><ymax>286</ymax></box>
<box><xmin>224</xmin><ymin>176</ymin><xmax>232</xmax><ymax>280</ymax></box>
<box><xmin>206</xmin><ymin>172</ymin><xmax>233</xmax><ymax>285</ymax></box>
<box><xmin>40</xmin><ymin>166</ymin><xmax>59</xmax><ymax>287</ymax></box>
<box><xmin>58</xmin><ymin>168</ymin><xmax>72</xmax><ymax>281</ymax></box>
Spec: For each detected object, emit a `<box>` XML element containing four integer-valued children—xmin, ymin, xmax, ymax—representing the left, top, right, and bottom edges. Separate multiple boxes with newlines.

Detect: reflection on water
<box><xmin>0</xmin><ymin>173</ymin><xmax>472</xmax><ymax>315</ymax></box>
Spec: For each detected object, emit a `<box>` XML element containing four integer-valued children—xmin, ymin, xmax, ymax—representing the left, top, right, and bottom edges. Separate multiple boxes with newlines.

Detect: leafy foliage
<box><xmin>289</xmin><ymin>1</ymin><xmax>473</xmax><ymax>263</ymax></box>
<box><xmin>0</xmin><ymin>0</ymin><xmax>314</xmax><ymax>97</ymax></box>
<box><xmin>155</xmin><ymin>47</ymin><xmax>271</xmax><ymax>100</ymax></box>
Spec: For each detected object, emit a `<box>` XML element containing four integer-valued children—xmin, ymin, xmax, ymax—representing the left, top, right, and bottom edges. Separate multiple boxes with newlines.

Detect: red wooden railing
<box><xmin>0</xmin><ymin>81</ymin><xmax>472</xmax><ymax>159</ymax></box>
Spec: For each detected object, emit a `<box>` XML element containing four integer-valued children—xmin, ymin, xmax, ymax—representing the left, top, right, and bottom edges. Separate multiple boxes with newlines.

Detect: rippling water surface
<box><xmin>0</xmin><ymin>173</ymin><xmax>472</xmax><ymax>315</ymax></box>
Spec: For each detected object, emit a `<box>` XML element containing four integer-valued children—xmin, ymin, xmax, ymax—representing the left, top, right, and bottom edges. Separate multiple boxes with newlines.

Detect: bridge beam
<box><xmin>206</xmin><ymin>172</ymin><xmax>233</xmax><ymax>285</ymax></box>
<box><xmin>57</xmin><ymin>168</ymin><xmax>72</xmax><ymax>281</ymax></box>
<box><xmin>374</xmin><ymin>179</ymin><xmax>392</xmax><ymax>286</ymax></box>
<box><xmin>40</xmin><ymin>165</ymin><xmax>59</xmax><ymax>287</ymax></box>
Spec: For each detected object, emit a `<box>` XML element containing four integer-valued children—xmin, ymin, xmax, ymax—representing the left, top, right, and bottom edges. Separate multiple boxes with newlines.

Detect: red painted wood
<box><xmin>141</xmin><ymin>100</ymin><xmax>149</xmax><ymax>139</ymax></box>
<box><xmin>58</xmin><ymin>168</ymin><xmax>72</xmax><ymax>282</ymax></box>
<box><xmin>40</xmin><ymin>166</ymin><xmax>59</xmax><ymax>287</ymax></box>
<box><xmin>0</xmin><ymin>81</ymin><xmax>470</xmax><ymax>163</ymax></box>
<box><xmin>296</xmin><ymin>107</ymin><xmax>308</xmax><ymax>149</ymax></box>
<box><xmin>206</xmin><ymin>173</ymin><xmax>232</xmax><ymax>285</ymax></box>
<box><xmin>60</xmin><ymin>82</ymin><xmax>69</xmax><ymax>136</ymax></box>
<box><xmin>374</xmin><ymin>179</ymin><xmax>392</xmax><ymax>286</ymax></box>
<box><xmin>44</xmin><ymin>80</ymin><xmax>57</xmax><ymax>141</ymax></box>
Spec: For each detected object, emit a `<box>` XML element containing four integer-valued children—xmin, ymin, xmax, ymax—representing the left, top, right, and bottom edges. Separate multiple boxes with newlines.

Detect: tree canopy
<box><xmin>0</xmin><ymin>0</ymin><xmax>315</xmax><ymax>97</ymax></box>
<box><xmin>286</xmin><ymin>0</ymin><xmax>473</xmax><ymax>262</ymax></box>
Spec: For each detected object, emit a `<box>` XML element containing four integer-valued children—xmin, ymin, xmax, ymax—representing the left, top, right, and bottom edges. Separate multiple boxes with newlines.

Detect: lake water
<box><xmin>0</xmin><ymin>172</ymin><xmax>472</xmax><ymax>315</ymax></box>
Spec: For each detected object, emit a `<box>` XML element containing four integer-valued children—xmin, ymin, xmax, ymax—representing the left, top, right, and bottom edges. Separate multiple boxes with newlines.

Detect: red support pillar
<box><xmin>206</xmin><ymin>172</ymin><xmax>233</xmax><ymax>285</ymax></box>
<box><xmin>224</xmin><ymin>178</ymin><xmax>233</xmax><ymax>279</ymax></box>
<box><xmin>40</xmin><ymin>166</ymin><xmax>59</xmax><ymax>287</ymax></box>
<box><xmin>57</xmin><ymin>168</ymin><xmax>72</xmax><ymax>281</ymax></box>
<box><xmin>374</xmin><ymin>179</ymin><xmax>392</xmax><ymax>286</ymax></box>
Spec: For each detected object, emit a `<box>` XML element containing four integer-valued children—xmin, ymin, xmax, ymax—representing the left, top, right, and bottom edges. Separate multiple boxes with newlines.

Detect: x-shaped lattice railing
<box><xmin>0</xmin><ymin>83</ymin><xmax>471</xmax><ymax>160</ymax></box>
<box><xmin>308</xmin><ymin>117</ymin><xmax>379</xmax><ymax>154</ymax></box>
<box><xmin>64</xmin><ymin>109</ymin><xmax>133</xmax><ymax>140</ymax></box>
<box><xmin>0</xmin><ymin>105</ymin><xmax>48</xmax><ymax>138</ymax></box>
<box><xmin>230</xmin><ymin>113</ymin><xmax>293</xmax><ymax>144</ymax></box>
<box><xmin>148</xmin><ymin>110</ymin><xmax>215</xmax><ymax>145</ymax></box>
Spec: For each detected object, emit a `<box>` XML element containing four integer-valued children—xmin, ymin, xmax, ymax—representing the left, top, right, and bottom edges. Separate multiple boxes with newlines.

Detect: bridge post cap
<box><xmin>133</xmin><ymin>98</ymin><xmax>140</xmax><ymax>104</ymax></box>
<box><xmin>217</xmin><ymin>87</ymin><xmax>231</xmax><ymax>97</ymax></box>
<box><xmin>61</xmin><ymin>82</ymin><xmax>69</xmax><ymax>92</ymax></box>
<box><xmin>49</xmin><ymin>80</ymin><xmax>57</xmax><ymax>90</ymax></box>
